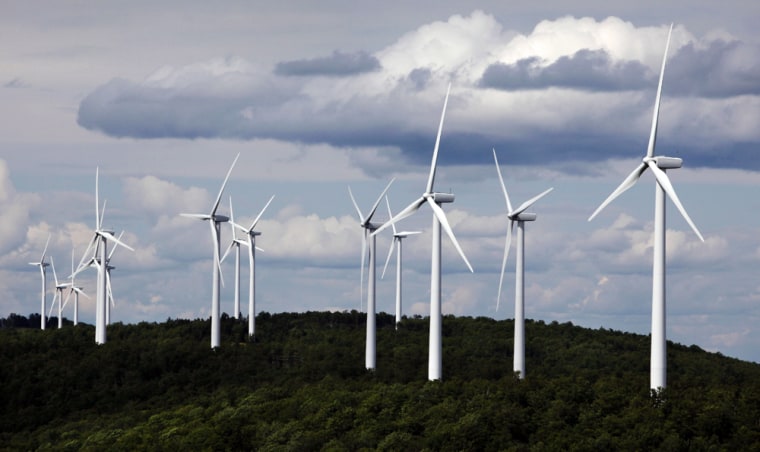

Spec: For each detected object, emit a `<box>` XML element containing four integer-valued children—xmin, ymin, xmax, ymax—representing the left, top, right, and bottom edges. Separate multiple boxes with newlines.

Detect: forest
<box><xmin>2</xmin><ymin>311</ymin><xmax>760</xmax><ymax>450</ymax></box>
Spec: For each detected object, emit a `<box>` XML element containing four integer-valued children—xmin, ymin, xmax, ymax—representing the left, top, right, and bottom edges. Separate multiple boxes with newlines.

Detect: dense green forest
<box><xmin>2</xmin><ymin>311</ymin><xmax>760</xmax><ymax>450</ymax></box>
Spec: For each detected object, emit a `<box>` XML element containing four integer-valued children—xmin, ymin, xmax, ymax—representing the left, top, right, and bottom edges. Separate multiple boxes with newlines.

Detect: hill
<box><xmin>2</xmin><ymin>312</ymin><xmax>759</xmax><ymax>450</ymax></box>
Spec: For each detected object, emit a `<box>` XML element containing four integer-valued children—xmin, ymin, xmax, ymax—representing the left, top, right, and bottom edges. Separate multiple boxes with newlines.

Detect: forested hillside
<box><xmin>2</xmin><ymin>312</ymin><xmax>759</xmax><ymax>450</ymax></box>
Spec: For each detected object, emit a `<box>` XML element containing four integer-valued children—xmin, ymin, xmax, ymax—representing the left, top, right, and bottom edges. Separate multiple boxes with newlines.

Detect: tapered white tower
<box><xmin>29</xmin><ymin>234</ymin><xmax>51</xmax><ymax>330</ymax></box>
<box><xmin>373</xmin><ymin>84</ymin><xmax>473</xmax><ymax>381</ymax></box>
<box><xmin>588</xmin><ymin>24</ymin><xmax>704</xmax><ymax>391</ymax></box>
<box><xmin>349</xmin><ymin>181</ymin><xmax>394</xmax><ymax>371</ymax></box>
<box><xmin>181</xmin><ymin>153</ymin><xmax>240</xmax><ymax>349</ymax></box>
<box><xmin>493</xmin><ymin>149</ymin><xmax>553</xmax><ymax>379</ymax></box>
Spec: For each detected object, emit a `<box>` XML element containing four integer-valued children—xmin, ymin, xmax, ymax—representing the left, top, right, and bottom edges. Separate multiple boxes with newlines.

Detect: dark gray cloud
<box><xmin>480</xmin><ymin>49</ymin><xmax>651</xmax><ymax>92</ymax></box>
<box><xmin>274</xmin><ymin>51</ymin><xmax>381</xmax><ymax>77</ymax></box>
<box><xmin>667</xmin><ymin>39</ymin><xmax>760</xmax><ymax>98</ymax></box>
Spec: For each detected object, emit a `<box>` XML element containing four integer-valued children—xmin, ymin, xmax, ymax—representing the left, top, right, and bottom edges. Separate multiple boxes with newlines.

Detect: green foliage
<box><xmin>2</xmin><ymin>312</ymin><xmax>760</xmax><ymax>449</ymax></box>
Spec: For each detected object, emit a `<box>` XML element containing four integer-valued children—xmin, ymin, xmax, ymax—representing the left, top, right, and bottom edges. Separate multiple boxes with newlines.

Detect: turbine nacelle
<box><xmin>511</xmin><ymin>212</ymin><xmax>537</xmax><ymax>222</ymax></box>
<box><xmin>430</xmin><ymin>192</ymin><xmax>455</xmax><ymax>204</ymax></box>
<box><xmin>646</xmin><ymin>156</ymin><xmax>683</xmax><ymax>169</ymax></box>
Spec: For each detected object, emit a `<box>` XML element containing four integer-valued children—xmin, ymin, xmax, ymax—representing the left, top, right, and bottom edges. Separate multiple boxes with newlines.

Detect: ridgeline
<box><xmin>2</xmin><ymin>312</ymin><xmax>759</xmax><ymax>450</ymax></box>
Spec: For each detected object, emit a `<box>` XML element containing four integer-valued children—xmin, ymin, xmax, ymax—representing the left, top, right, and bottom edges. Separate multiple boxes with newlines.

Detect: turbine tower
<box><xmin>77</xmin><ymin>168</ymin><xmax>134</xmax><ymax>344</ymax></box>
<box><xmin>493</xmin><ymin>149</ymin><xmax>553</xmax><ymax>379</ymax></box>
<box><xmin>180</xmin><ymin>153</ymin><xmax>239</xmax><ymax>349</ymax></box>
<box><xmin>588</xmin><ymin>24</ymin><xmax>704</xmax><ymax>391</ymax></box>
<box><xmin>373</xmin><ymin>84</ymin><xmax>474</xmax><ymax>381</ymax></box>
<box><xmin>29</xmin><ymin>234</ymin><xmax>51</xmax><ymax>330</ymax></box>
<box><xmin>381</xmin><ymin>196</ymin><xmax>420</xmax><ymax>329</ymax></box>
<box><xmin>228</xmin><ymin>195</ymin><xmax>275</xmax><ymax>338</ymax></box>
<box><xmin>349</xmin><ymin>180</ymin><xmax>394</xmax><ymax>371</ymax></box>
<box><xmin>221</xmin><ymin>198</ymin><xmax>245</xmax><ymax>320</ymax></box>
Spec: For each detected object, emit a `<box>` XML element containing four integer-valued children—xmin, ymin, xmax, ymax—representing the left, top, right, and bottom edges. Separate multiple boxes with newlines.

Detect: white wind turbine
<box><xmin>372</xmin><ymin>84</ymin><xmax>474</xmax><ymax>381</ymax></box>
<box><xmin>349</xmin><ymin>179</ymin><xmax>395</xmax><ymax>371</ymax></box>
<box><xmin>222</xmin><ymin>198</ymin><xmax>245</xmax><ymax>320</ymax></box>
<box><xmin>180</xmin><ymin>153</ymin><xmax>240</xmax><ymax>349</ymax></box>
<box><xmin>77</xmin><ymin>168</ymin><xmax>134</xmax><ymax>344</ymax></box>
<box><xmin>381</xmin><ymin>196</ymin><xmax>420</xmax><ymax>329</ymax></box>
<box><xmin>62</xmin><ymin>248</ymin><xmax>89</xmax><ymax>326</ymax></box>
<box><xmin>104</xmin><ymin>231</ymin><xmax>124</xmax><ymax>325</ymax></box>
<box><xmin>588</xmin><ymin>24</ymin><xmax>704</xmax><ymax>391</ymax></box>
<box><xmin>493</xmin><ymin>149</ymin><xmax>553</xmax><ymax>379</ymax></box>
<box><xmin>47</xmin><ymin>257</ymin><xmax>71</xmax><ymax>329</ymax></box>
<box><xmin>227</xmin><ymin>195</ymin><xmax>275</xmax><ymax>338</ymax></box>
<box><xmin>29</xmin><ymin>234</ymin><xmax>51</xmax><ymax>330</ymax></box>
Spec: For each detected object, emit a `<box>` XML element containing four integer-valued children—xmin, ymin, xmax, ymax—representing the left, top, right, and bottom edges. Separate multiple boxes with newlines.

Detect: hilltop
<box><xmin>2</xmin><ymin>312</ymin><xmax>759</xmax><ymax>450</ymax></box>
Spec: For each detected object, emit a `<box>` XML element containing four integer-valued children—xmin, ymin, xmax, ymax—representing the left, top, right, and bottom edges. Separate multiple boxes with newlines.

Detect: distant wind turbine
<box><xmin>373</xmin><ymin>84</ymin><xmax>474</xmax><ymax>381</ymax></box>
<box><xmin>493</xmin><ymin>149</ymin><xmax>553</xmax><ymax>379</ymax></box>
<box><xmin>349</xmin><ymin>179</ymin><xmax>394</xmax><ymax>371</ymax></box>
<box><xmin>228</xmin><ymin>195</ymin><xmax>275</xmax><ymax>338</ymax></box>
<box><xmin>180</xmin><ymin>153</ymin><xmax>240</xmax><ymax>349</ymax></box>
<box><xmin>588</xmin><ymin>24</ymin><xmax>704</xmax><ymax>391</ymax></box>
<box><xmin>76</xmin><ymin>168</ymin><xmax>134</xmax><ymax>344</ymax></box>
<box><xmin>381</xmin><ymin>196</ymin><xmax>420</xmax><ymax>329</ymax></box>
<box><xmin>29</xmin><ymin>234</ymin><xmax>51</xmax><ymax>330</ymax></box>
<box><xmin>222</xmin><ymin>197</ymin><xmax>244</xmax><ymax>320</ymax></box>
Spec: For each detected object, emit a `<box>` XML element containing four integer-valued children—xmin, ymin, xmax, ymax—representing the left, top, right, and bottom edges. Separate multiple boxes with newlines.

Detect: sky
<box><xmin>2</xmin><ymin>1</ymin><xmax>760</xmax><ymax>363</ymax></box>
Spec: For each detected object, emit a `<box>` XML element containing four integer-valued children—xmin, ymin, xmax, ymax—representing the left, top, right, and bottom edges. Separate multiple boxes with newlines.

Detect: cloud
<box><xmin>480</xmin><ymin>49</ymin><xmax>651</xmax><ymax>91</ymax></box>
<box><xmin>275</xmin><ymin>51</ymin><xmax>381</xmax><ymax>77</ymax></box>
<box><xmin>76</xmin><ymin>13</ymin><xmax>760</xmax><ymax>172</ymax></box>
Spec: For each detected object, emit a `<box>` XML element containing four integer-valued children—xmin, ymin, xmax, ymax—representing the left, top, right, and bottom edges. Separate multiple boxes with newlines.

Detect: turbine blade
<box><xmin>180</xmin><ymin>213</ymin><xmax>211</xmax><ymax>220</ymax></box>
<box><xmin>40</xmin><ymin>234</ymin><xmax>51</xmax><ymax>262</ymax></box>
<box><xmin>51</xmin><ymin>257</ymin><xmax>59</xmax><ymax>286</ymax></box>
<box><xmin>427</xmin><ymin>197</ymin><xmax>474</xmax><ymax>272</ymax></box>
<box><xmin>48</xmin><ymin>292</ymin><xmax>57</xmax><ymax>320</ymax></box>
<box><xmin>496</xmin><ymin>220</ymin><xmax>514</xmax><ymax>312</ymax></box>
<box><xmin>425</xmin><ymin>83</ymin><xmax>451</xmax><ymax>194</ymax></box>
<box><xmin>61</xmin><ymin>289</ymin><xmax>72</xmax><ymax>311</ymax></box>
<box><xmin>101</xmin><ymin>231</ymin><xmax>134</xmax><ymax>252</ymax></box>
<box><xmin>371</xmin><ymin>196</ymin><xmax>425</xmax><ymax>237</ymax></box>
<box><xmin>348</xmin><ymin>186</ymin><xmax>364</xmax><ymax>223</ymax></box>
<box><xmin>249</xmin><ymin>195</ymin><xmax>275</xmax><ymax>231</ymax></box>
<box><xmin>210</xmin><ymin>220</ymin><xmax>225</xmax><ymax>288</ymax></box>
<box><xmin>381</xmin><ymin>237</ymin><xmax>396</xmax><ymax>280</ymax></box>
<box><xmin>75</xmin><ymin>287</ymin><xmax>90</xmax><ymax>299</ymax></box>
<box><xmin>228</xmin><ymin>196</ymin><xmax>237</xmax><ymax>238</ymax></box>
<box><xmin>95</xmin><ymin>167</ymin><xmax>100</xmax><ymax>229</ymax></box>
<box><xmin>108</xmin><ymin>231</ymin><xmax>124</xmax><ymax>260</ymax></box>
<box><xmin>255</xmin><ymin>246</ymin><xmax>264</xmax><ymax>253</ymax></box>
<box><xmin>99</xmin><ymin>199</ymin><xmax>107</xmax><ymax>232</ymax></box>
<box><xmin>220</xmin><ymin>240</ymin><xmax>235</xmax><ymax>264</ymax></box>
<box><xmin>512</xmin><ymin>187</ymin><xmax>554</xmax><ymax>217</ymax></box>
<box><xmin>588</xmin><ymin>162</ymin><xmax>648</xmax><ymax>221</ymax></box>
<box><xmin>647</xmin><ymin>161</ymin><xmax>705</xmax><ymax>241</ymax></box>
<box><xmin>211</xmin><ymin>153</ymin><xmax>240</xmax><ymax>216</ymax></box>
<box><xmin>493</xmin><ymin>149</ymin><xmax>513</xmax><ymax>213</ymax></box>
<box><xmin>646</xmin><ymin>23</ymin><xmax>673</xmax><ymax>159</ymax></box>
<box><xmin>365</xmin><ymin>178</ymin><xmax>395</xmax><ymax>223</ymax></box>
<box><xmin>385</xmin><ymin>196</ymin><xmax>398</xmax><ymax>236</ymax></box>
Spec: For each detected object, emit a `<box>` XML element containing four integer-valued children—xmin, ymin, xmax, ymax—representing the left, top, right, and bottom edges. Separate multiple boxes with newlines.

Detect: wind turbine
<box><xmin>588</xmin><ymin>24</ymin><xmax>704</xmax><ymax>391</ymax></box>
<box><xmin>104</xmin><ymin>231</ymin><xmax>124</xmax><ymax>325</ymax></box>
<box><xmin>77</xmin><ymin>168</ymin><xmax>134</xmax><ymax>344</ymax></box>
<box><xmin>493</xmin><ymin>149</ymin><xmax>553</xmax><ymax>379</ymax></box>
<box><xmin>373</xmin><ymin>84</ymin><xmax>474</xmax><ymax>381</ymax></box>
<box><xmin>29</xmin><ymin>234</ymin><xmax>51</xmax><ymax>330</ymax></box>
<box><xmin>349</xmin><ymin>179</ymin><xmax>394</xmax><ymax>371</ymax></box>
<box><xmin>381</xmin><ymin>196</ymin><xmax>420</xmax><ymax>329</ymax></box>
<box><xmin>227</xmin><ymin>195</ymin><xmax>275</xmax><ymax>338</ymax></box>
<box><xmin>180</xmin><ymin>153</ymin><xmax>240</xmax><ymax>349</ymax></box>
<box><xmin>222</xmin><ymin>197</ymin><xmax>244</xmax><ymax>320</ymax></box>
<box><xmin>62</xmin><ymin>248</ymin><xmax>89</xmax><ymax>326</ymax></box>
